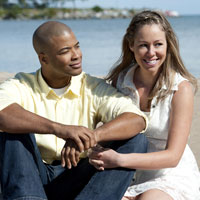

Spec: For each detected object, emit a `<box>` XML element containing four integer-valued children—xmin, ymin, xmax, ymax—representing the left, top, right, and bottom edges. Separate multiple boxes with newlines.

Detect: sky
<box><xmin>72</xmin><ymin>0</ymin><xmax>200</xmax><ymax>15</ymax></box>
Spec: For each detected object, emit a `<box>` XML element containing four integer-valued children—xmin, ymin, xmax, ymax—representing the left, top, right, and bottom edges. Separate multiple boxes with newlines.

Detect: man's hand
<box><xmin>61</xmin><ymin>139</ymin><xmax>81</xmax><ymax>169</ymax></box>
<box><xmin>59</xmin><ymin>126</ymin><xmax>98</xmax><ymax>169</ymax></box>
<box><xmin>55</xmin><ymin>125</ymin><xmax>97</xmax><ymax>153</ymax></box>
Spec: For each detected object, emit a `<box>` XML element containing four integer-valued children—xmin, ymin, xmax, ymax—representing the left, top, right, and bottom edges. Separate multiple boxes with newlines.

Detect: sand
<box><xmin>0</xmin><ymin>72</ymin><xmax>199</xmax><ymax>168</ymax></box>
<box><xmin>189</xmin><ymin>80</ymin><xmax>200</xmax><ymax>167</ymax></box>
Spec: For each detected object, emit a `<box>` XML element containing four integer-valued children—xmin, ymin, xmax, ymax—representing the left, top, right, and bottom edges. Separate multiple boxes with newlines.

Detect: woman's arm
<box><xmin>89</xmin><ymin>81</ymin><xmax>193</xmax><ymax>170</ymax></box>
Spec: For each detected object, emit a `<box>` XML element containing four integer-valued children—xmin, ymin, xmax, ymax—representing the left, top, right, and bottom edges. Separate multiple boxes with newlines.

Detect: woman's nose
<box><xmin>147</xmin><ymin>46</ymin><xmax>156</xmax><ymax>57</ymax></box>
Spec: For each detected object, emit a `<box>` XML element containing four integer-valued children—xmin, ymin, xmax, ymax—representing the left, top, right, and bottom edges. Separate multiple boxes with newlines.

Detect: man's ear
<box><xmin>39</xmin><ymin>53</ymin><xmax>48</xmax><ymax>65</ymax></box>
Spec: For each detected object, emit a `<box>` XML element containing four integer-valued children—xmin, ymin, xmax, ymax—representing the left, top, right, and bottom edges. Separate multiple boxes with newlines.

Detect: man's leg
<box><xmin>0</xmin><ymin>132</ymin><xmax>48</xmax><ymax>200</ymax></box>
<box><xmin>44</xmin><ymin>158</ymin><xmax>97</xmax><ymax>200</ymax></box>
<box><xmin>0</xmin><ymin>132</ymin><xmax>94</xmax><ymax>200</ymax></box>
<box><xmin>75</xmin><ymin>134</ymin><xmax>148</xmax><ymax>200</ymax></box>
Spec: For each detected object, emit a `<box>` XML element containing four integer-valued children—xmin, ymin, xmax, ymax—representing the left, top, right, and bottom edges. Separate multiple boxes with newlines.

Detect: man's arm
<box><xmin>94</xmin><ymin>112</ymin><xmax>145</xmax><ymax>143</ymax></box>
<box><xmin>0</xmin><ymin>103</ymin><xmax>96</xmax><ymax>152</ymax></box>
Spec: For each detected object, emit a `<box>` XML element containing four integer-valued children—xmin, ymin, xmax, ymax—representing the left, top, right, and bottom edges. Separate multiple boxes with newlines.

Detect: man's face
<box><xmin>42</xmin><ymin>31</ymin><xmax>82</xmax><ymax>85</ymax></box>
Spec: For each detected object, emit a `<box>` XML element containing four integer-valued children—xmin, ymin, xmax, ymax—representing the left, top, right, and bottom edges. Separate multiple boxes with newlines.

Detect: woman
<box><xmin>89</xmin><ymin>10</ymin><xmax>200</xmax><ymax>199</ymax></box>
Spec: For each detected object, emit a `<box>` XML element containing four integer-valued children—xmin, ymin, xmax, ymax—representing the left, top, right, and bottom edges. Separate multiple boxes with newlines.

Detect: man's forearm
<box><xmin>0</xmin><ymin>103</ymin><xmax>56</xmax><ymax>134</ymax></box>
<box><xmin>94</xmin><ymin>112</ymin><xmax>145</xmax><ymax>143</ymax></box>
<box><xmin>0</xmin><ymin>103</ymin><xmax>96</xmax><ymax>152</ymax></box>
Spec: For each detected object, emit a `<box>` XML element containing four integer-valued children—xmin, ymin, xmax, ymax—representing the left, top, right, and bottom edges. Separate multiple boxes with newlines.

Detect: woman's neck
<box><xmin>133</xmin><ymin>67</ymin><xmax>159</xmax><ymax>90</ymax></box>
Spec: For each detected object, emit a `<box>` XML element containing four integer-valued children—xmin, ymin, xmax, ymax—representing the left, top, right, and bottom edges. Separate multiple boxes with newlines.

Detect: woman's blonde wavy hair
<box><xmin>106</xmin><ymin>10</ymin><xmax>197</xmax><ymax>102</ymax></box>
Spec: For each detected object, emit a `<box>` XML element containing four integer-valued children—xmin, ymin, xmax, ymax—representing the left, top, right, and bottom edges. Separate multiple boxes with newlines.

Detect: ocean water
<box><xmin>0</xmin><ymin>16</ymin><xmax>200</xmax><ymax>77</ymax></box>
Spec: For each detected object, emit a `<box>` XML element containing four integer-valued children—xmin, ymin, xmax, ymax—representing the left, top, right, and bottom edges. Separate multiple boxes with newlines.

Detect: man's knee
<box><xmin>118</xmin><ymin>134</ymin><xmax>148</xmax><ymax>154</ymax></box>
<box><xmin>131</xmin><ymin>134</ymin><xmax>148</xmax><ymax>148</ymax></box>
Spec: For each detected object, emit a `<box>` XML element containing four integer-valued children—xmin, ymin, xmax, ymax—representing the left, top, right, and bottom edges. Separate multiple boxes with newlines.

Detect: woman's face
<box><xmin>130</xmin><ymin>24</ymin><xmax>167</xmax><ymax>75</ymax></box>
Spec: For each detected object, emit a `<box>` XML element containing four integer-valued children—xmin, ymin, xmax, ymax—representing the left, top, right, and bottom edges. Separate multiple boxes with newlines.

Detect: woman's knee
<box><xmin>137</xmin><ymin>189</ymin><xmax>173</xmax><ymax>200</ymax></box>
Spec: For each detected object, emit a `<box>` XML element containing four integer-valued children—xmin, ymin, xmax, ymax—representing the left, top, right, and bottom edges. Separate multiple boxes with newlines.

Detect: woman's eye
<box><xmin>155</xmin><ymin>43</ymin><xmax>163</xmax><ymax>47</ymax></box>
<box><xmin>139</xmin><ymin>44</ymin><xmax>147</xmax><ymax>48</ymax></box>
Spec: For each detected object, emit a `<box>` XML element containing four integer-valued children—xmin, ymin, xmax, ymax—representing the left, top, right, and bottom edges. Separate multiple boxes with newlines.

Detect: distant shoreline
<box><xmin>0</xmin><ymin>7</ymin><xmax>181</xmax><ymax>20</ymax></box>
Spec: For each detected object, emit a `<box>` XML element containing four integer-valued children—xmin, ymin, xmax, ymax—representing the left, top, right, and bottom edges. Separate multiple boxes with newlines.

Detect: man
<box><xmin>0</xmin><ymin>21</ymin><xmax>147</xmax><ymax>200</ymax></box>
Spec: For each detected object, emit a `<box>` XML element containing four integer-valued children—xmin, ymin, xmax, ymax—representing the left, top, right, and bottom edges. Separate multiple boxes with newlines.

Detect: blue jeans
<box><xmin>0</xmin><ymin>132</ymin><xmax>147</xmax><ymax>200</ymax></box>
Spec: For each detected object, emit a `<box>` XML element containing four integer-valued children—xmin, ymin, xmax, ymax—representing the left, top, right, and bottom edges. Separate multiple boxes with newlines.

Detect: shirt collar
<box><xmin>68</xmin><ymin>72</ymin><xmax>85</xmax><ymax>97</ymax></box>
<box><xmin>37</xmin><ymin>69</ymin><xmax>84</xmax><ymax>97</ymax></box>
<box><xmin>122</xmin><ymin>66</ymin><xmax>137</xmax><ymax>90</ymax></box>
<box><xmin>118</xmin><ymin>64</ymin><xmax>137</xmax><ymax>91</ymax></box>
<box><xmin>37</xmin><ymin>69</ymin><xmax>51</xmax><ymax>96</ymax></box>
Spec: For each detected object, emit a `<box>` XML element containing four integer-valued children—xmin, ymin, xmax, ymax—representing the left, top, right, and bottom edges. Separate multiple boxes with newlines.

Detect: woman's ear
<box><xmin>129</xmin><ymin>44</ymin><xmax>134</xmax><ymax>53</ymax></box>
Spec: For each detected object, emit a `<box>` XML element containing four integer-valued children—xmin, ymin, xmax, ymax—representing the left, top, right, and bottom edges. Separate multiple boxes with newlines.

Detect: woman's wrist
<box><xmin>116</xmin><ymin>152</ymin><xmax>125</xmax><ymax>168</ymax></box>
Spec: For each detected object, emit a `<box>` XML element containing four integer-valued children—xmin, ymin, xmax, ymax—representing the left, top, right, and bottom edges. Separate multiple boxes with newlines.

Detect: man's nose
<box><xmin>72</xmin><ymin>48</ymin><xmax>80</xmax><ymax>59</ymax></box>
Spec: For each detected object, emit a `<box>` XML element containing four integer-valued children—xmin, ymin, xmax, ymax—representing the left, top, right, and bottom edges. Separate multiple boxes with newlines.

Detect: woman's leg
<box><xmin>137</xmin><ymin>189</ymin><xmax>173</xmax><ymax>200</ymax></box>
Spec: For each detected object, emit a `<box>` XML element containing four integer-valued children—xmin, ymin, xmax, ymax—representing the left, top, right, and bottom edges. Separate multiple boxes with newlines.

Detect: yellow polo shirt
<box><xmin>0</xmin><ymin>69</ymin><xmax>147</xmax><ymax>164</ymax></box>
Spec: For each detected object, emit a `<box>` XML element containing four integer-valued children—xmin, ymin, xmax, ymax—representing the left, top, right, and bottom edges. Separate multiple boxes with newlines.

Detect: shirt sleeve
<box><xmin>92</xmin><ymin>78</ymin><xmax>148</xmax><ymax>132</ymax></box>
<box><xmin>0</xmin><ymin>78</ymin><xmax>23</xmax><ymax>111</ymax></box>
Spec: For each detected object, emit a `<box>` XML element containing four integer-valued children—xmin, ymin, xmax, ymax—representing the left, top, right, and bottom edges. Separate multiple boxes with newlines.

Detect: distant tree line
<box><xmin>0</xmin><ymin>0</ymin><xmax>87</xmax><ymax>8</ymax></box>
<box><xmin>0</xmin><ymin>1</ymin><xmax>134</xmax><ymax>20</ymax></box>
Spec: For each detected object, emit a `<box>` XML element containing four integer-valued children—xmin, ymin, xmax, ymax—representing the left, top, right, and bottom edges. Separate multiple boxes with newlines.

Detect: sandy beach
<box><xmin>0</xmin><ymin>72</ymin><xmax>199</xmax><ymax>168</ymax></box>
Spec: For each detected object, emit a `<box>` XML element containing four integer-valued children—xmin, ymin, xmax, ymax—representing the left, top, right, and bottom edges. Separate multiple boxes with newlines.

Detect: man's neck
<box><xmin>41</xmin><ymin>71</ymin><xmax>71</xmax><ymax>89</ymax></box>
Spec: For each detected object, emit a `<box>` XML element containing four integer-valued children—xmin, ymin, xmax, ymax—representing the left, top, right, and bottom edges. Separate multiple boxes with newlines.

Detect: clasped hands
<box><xmin>59</xmin><ymin>125</ymin><xmax>97</xmax><ymax>169</ymax></box>
<box><xmin>58</xmin><ymin>125</ymin><xmax>120</xmax><ymax>170</ymax></box>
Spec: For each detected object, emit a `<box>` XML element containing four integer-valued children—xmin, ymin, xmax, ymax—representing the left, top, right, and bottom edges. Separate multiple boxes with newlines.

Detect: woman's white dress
<box><xmin>117</xmin><ymin>66</ymin><xmax>200</xmax><ymax>200</ymax></box>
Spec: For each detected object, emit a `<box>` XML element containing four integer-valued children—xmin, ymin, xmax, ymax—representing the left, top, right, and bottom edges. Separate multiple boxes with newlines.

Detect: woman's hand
<box><xmin>88</xmin><ymin>145</ymin><xmax>121</xmax><ymax>170</ymax></box>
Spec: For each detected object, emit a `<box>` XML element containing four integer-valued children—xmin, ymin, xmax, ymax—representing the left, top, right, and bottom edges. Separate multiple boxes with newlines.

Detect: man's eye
<box><xmin>59</xmin><ymin>51</ymin><xmax>69</xmax><ymax>55</ymax></box>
